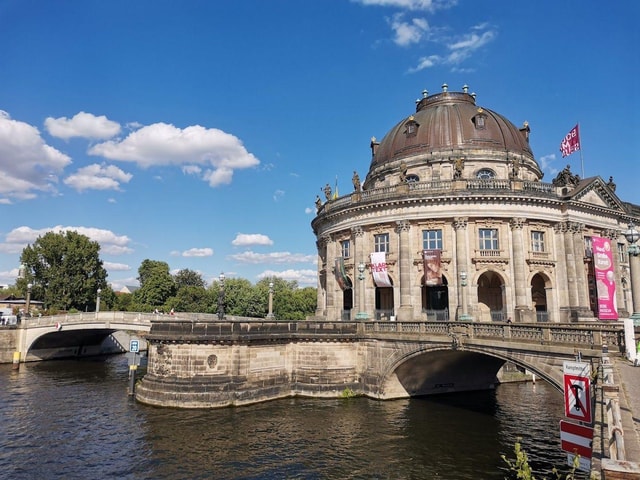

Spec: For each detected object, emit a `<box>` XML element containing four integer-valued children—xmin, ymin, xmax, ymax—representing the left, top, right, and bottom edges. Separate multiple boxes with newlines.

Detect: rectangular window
<box><xmin>479</xmin><ymin>228</ymin><xmax>499</xmax><ymax>250</ymax></box>
<box><xmin>341</xmin><ymin>240</ymin><xmax>351</xmax><ymax>259</ymax></box>
<box><xmin>618</xmin><ymin>243</ymin><xmax>627</xmax><ymax>263</ymax></box>
<box><xmin>584</xmin><ymin>237</ymin><xmax>593</xmax><ymax>258</ymax></box>
<box><xmin>531</xmin><ymin>231</ymin><xmax>545</xmax><ymax>252</ymax></box>
<box><xmin>374</xmin><ymin>233</ymin><xmax>389</xmax><ymax>253</ymax></box>
<box><xmin>422</xmin><ymin>229</ymin><xmax>443</xmax><ymax>250</ymax></box>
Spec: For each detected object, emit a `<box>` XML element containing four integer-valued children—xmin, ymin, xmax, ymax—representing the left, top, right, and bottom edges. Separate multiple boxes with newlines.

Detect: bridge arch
<box><xmin>374</xmin><ymin>341</ymin><xmax>564</xmax><ymax>400</ymax></box>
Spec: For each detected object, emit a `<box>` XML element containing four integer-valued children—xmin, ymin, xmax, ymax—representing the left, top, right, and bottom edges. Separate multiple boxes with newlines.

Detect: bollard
<box><xmin>12</xmin><ymin>351</ymin><xmax>20</xmax><ymax>370</ymax></box>
<box><xmin>128</xmin><ymin>364</ymin><xmax>137</xmax><ymax>396</ymax></box>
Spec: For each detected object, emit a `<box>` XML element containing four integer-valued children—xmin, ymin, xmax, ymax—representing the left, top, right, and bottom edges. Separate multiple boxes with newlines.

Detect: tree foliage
<box><xmin>19</xmin><ymin>230</ymin><xmax>108</xmax><ymax>311</ymax></box>
<box><xmin>135</xmin><ymin>259</ymin><xmax>176</xmax><ymax>307</ymax></box>
<box><xmin>174</xmin><ymin>269</ymin><xmax>206</xmax><ymax>289</ymax></box>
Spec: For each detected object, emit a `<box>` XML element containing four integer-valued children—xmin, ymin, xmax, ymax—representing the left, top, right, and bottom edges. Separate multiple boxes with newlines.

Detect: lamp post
<box><xmin>624</xmin><ymin>222</ymin><xmax>640</xmax><ymax>324</ymax></box>
<box><xmin>25</xmin><ymin>283</ymin><xmax>32</xmax><ymax>317</ymax></box>
<box><xmin>267</xmin><ymin>281</ymin><xmax>274</xmax><ymax>319</ymax></box>
<box><xmin>355</xmin><ymin>262</ymin><xmax>368</xmax><ymax>320</ymax></box>
<box><xmin>96</xmin><ymin>288</ymin><xmax>102</xmax><ymax>313</ymax></box>
<box><xmin>217</xmin><ymin>272</ymin><xmax>225</xmax><ymax>320</ymax></box>
<box><xmin>459</xmin><ymin>271</ymin><xmax>471</xmax><ymax>322</ymax></box>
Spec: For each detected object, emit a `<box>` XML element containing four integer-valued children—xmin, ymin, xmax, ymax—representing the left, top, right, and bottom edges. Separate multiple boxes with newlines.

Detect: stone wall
<box><xmin>0</xmin><ymin>329</ymin><xmax>18</xmax><ymax>363</ymax></box>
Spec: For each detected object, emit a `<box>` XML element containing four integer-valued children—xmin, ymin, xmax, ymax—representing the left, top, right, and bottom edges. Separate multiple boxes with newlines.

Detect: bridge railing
<box><xmin>20</xmin><ymin>311</ymin><xmax>155</xmax><ymax>328</ymax></box>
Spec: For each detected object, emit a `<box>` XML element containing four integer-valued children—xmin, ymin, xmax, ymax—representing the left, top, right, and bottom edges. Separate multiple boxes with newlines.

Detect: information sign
<box><xmin>130</xmin><ymin>339</ymin><xmax>140</xmax><ymax>353</ymax></box>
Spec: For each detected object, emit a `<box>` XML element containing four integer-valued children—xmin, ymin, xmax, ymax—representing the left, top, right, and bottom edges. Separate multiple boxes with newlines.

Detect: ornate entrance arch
<box><xmin>476</xmin><ymin>270</ymin><xmax>506</xmax><ymax>322</ymax></box>
<box><xmin>421</xmin><ymin>274</ymin><xmax>449</xmax><ymax>320</ymax></box>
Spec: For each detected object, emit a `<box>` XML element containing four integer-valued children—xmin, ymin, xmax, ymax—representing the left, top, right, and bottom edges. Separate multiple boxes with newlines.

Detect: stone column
<box><xmin>571</xmin><ymin>222</ymin><xmax>593</xmax><ymax>319</ymax></box>
<box><xmin>453</xmin><ymin>217</ymin><xmax>470</xmax><ymax>320</ymax></box>
<box><xmin>510</xmin><ymin>217</ymin><xmax>531</xmax><ymax>322</ymax></box>
<box><xmin>315</xmin><ymin>238</ymin><xmax>326</xmax><ymax>317</ymax></box>
<box><xmin>352</xmin><ymin>226</ymin><xmax>368</xmax><ymax>320</ymax></box>
<box><xmin>561</xmin><ymin>222</ymin><xmax>580</xmax><ymax>320</ymax></box>
<box><xmin>324</xmin><ymin>234</ymin><xmax>338</xmax><ymax>320</ymax></box>
<box><xmin>553</xmin><ymin>223</ymin><xmax>571</xmax><ymax>322</ymax></box>
<box><xmin>629</xmin><ymin>247</ymin><xmax>640</xmax><ymax>319</ymax></box>
<box><xmin>396</xmin><ymin>220</ymin><xmax>413</xmax><ymax>321</ymax></box>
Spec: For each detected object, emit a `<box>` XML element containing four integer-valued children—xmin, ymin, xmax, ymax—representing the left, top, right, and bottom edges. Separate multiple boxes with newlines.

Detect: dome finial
<box><xmin>422</xmin><ymin>89</ymin><xmax>428</xmax><ymax>98</ymax></box>
<box><xmin>442</xmin><ymin>83</ymin><xmax>448</xmax><ymax>92</ymax></box>
<box><xmin>462</xmin><ymin>84</ymin><xmax>469</xmax><ymax>94</ymax></box>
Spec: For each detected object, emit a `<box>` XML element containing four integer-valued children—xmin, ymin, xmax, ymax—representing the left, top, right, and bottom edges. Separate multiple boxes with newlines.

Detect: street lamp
<box><xmin>267</xmin><ymin>281</ymin><xmax>274</xmax><ymax>319</ymax></box>
<box><xmin>217</xmin><ymin>272</ymin><xmax>226</xmax><ymax>320</ymax></box>
<box><xmin>25</xmin><ymin>283</ymin><xmax>32</xmax><ymax>317</ymax></box>
<box><xmin>96</xmin><ymin>288</ymin><xmax>102</xmax><ymax>313</ymax></box>
<box><xmin>459</xmin><ymin>271</ymin><xmax>471</xmax><ymax>322</ymax></box>
<box><xmin>355</xmin><ymin>263</ymin><xmax>368</xmax><ymax>320</ymax></box>
<box><xmin>624</xmin><ymin>222</ymin><xmax>640</xmax><ymax>324</ymax></box>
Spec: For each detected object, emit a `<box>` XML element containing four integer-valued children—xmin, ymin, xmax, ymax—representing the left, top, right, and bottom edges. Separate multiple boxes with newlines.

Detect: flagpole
<box><xmin>578</xmin><ymin>121</ymin><xmax>584</xmax><ymax>178</ymax></box>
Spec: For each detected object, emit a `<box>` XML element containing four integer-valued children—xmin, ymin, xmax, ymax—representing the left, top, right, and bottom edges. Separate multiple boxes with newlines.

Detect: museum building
<box><xmin>311</xmin><ymin>85</ymin><xmax>640</xmax><ymax>323</ymax></box>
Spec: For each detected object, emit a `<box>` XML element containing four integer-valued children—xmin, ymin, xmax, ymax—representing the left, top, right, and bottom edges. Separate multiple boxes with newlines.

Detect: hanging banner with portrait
<box><xmin>334</xmin><ymin>257</ymin><xmax>352</xmax><ymax>291</ymax></box>
<box><xmin>370</xmin><ymin>252</ymin><xmax>392</xmax><ymax>287</ymax></box>
<box><xmin>592</xmin><ymin>236</ymin><xmax>618</xmax><ymax>320</ymax></box>
<box><xmin>423</xmin><ymin>249</ymin><xmax>442</xmax><ymax>286</ymax></box>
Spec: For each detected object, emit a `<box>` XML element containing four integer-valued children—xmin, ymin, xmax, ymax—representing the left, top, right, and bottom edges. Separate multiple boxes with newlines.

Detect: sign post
<box><xmin>560</xmin><ymin>420</ymin><xmax>593</xmax><ymax>472</ymax></box>
<box><xmin>128</xmin><ymin>339</ymin><xmax>140</xmax><ymax>396</ymax></box>
<box><xmin>563</xmin><ymin>361</ymin><xmax>592</xmax><ymax>424</ymax></box>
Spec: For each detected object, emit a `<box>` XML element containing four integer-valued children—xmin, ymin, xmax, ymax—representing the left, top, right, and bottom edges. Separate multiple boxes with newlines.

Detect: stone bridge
<box><xmin>13</xmin><ymin>312</ymin><xmax>153</xmax><ymax>361</ymax></box>
<box><xmin>136</xmin><ymin>320</ymin><xmax>626</xmax><ymax>409</ymax></box>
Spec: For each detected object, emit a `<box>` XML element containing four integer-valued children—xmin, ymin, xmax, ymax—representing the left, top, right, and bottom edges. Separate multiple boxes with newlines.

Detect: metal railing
<box><xmin>423</xmin><ymin>309</ymin><xmax>450</xmax><ymax>321</ymax></box>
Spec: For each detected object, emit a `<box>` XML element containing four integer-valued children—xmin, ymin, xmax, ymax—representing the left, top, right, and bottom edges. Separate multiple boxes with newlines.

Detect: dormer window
<box><xmin>472</xmin><ymin>110</ymin><xmax>487</xmax><ymax>130</ymax></box>
<box><xmin>404</xmin><ymin>116</ymin><xmax>419</xmax><ymax>138</ymax></box>
<box><xmin>476</xmin><ymin>169</ymin><xmax>495</xmax><ymax>180</ymax></box>
<box><xmin>406</xmin><ymin>174</ymin><xmax>420</xmax><ymax>183</ymax></box>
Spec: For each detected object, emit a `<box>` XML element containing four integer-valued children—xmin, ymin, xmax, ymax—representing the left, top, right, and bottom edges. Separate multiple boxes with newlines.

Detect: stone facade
<box><xmin>311</xmin><ymin>87</ymin><xmax>640</xmax><ymax>323</ymax></box>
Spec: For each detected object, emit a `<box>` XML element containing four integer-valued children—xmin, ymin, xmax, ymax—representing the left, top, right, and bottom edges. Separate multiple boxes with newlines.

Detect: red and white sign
<box><xmin>563</xmin><ymin>361</ymin><xmax>592</xmax><ymax>423</ymax></box>
<box><xmin>560</xmin><ymin>124</ymin><xmax>580</xmax><ymax>158</ymax></box>
<box><xmin>370</xmin><ymin>252</ymin><xmax>392</xmax><ymax>287</ymax></box>
<box><xmin>560</xmin><ymin>421</ymin><xmax>593</xmax><ymax>459</ymax></box>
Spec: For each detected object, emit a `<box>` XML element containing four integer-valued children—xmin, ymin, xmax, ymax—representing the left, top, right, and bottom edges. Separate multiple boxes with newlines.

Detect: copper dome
<box><xmin>364</xmin><ymin>87</ymin><xmax>540</xmax><ymax>188</ymax></box>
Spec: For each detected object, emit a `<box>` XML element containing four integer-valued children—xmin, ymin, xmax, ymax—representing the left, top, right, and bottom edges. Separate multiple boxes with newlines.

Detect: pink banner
<box><xmin>370</xmin><ymin>252</ymin><xmax>392</xmax><ymax>287</ymax></box>
<box><xmin>423</xmin><ymin>249</ymin><xmax>442</xmax><ymax>286</ymax></box>
<box><xmin>593</xmin><ymin>236</ymin><xmax>618</xmax><ymax>320</ymax></box>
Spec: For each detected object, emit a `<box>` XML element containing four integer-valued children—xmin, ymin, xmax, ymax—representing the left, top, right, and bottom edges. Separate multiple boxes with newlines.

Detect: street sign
<box><xmin>560</xmin><ymin>420</ymin><xmax>593</xmax><ymax>459</ymax></box>
<box><xmin>563</xmin><ymin>361</ymin><xmax>592</xmax><ymax>423</ymax></box>
<box><xmin>130</xmin><ymin>339</ymin><xmax>140</xmax><ymax>353</ymax></box>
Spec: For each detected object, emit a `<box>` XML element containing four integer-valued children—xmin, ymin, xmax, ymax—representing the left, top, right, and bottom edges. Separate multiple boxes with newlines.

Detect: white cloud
<box><xmin>0</xmin><ymin>111</ymin><xmax>71</xmax><ymax>201</ymax></box>
<box><xmin>354</xmin><ymin>0</ymin><xmax>457</xmax><ymax>12</ymax></box>
<box><xmin>232</xmin><ymin>234</ymin><xmax>274</xmax><ymax>247</ymax></box>
<box><xmin>305</xmin><ymin>207</ymin><xmax>314</xmax><ymax>214</ymax></box>
<box><xmin>390</xmin><ymin>14</ymin><xmax>429</xmax><ymax>46</ymax></box>
<box><xmin>64</xmin><ymin>163</ymin><xmax>133</xmax><ymax>192</ymax></box>
<box><xmin>257</xmin><ymin>269</ymin><xmax>317</xmax><ymax>286</ymax></box>
<box><xmin>539</xmin><ymin>154</ymin><xmax>559</xmax><ymax>176</ymax></box>
<box><xmin>45</xmin><ymin>112</ymin><xmax>121</xmax><ymax>140</ymax></box>
<box><xmin>273</xmin><ymin>189</ymin><xmax>285</xmax><ymax>202</ymax></box>
<box><xmin>228</xmin><ymin>250</ymin><xmax>315</xmax><ymax>264</ymax></box>
<box><xmin>408</xmin><ymin>24</ymin><xmax>496</xmax><ymax>72</ymax></box>
<box><xmin>104</xmin><ymin>262</ymin><xmax>131</xmax><ymax>271</ymax></box>
<box><xmin>182</xmin><ymin>247</ymin><xmax>213</xmax><ymax>257</ymax></box>
<box><xmin>88</xmin><ymin>122</ymin><xmax>260</xmax><ymax>187</ymax></box>
<box><xmin>0</xmin><ymin>225</ymin><xmax>133</xmax><ymax>255</ymax></box>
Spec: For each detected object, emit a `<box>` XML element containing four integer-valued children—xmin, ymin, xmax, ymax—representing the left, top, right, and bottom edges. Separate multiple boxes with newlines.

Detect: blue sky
<box><xmin>1</xmin><ymin>0</ymin><xmax>638</xmax><ymax>290</ymax></box>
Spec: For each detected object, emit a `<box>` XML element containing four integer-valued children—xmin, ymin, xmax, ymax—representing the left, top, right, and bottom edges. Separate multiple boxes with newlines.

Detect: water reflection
<box><xmin>0</xmin><ymin>355</ymin><xmax>576</xmax><ymax>480</ymax></box>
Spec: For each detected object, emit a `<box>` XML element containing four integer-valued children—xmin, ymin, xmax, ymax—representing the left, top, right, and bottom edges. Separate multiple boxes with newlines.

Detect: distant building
<box><xmin>311</xmin><ymin>86</ymin><xmax>640</xmax><ymax>323</ymax></box>
<box><xmin>118</xmin><ymin>285</ymin><xmax>140</xmax><ymax>295</ymax></box>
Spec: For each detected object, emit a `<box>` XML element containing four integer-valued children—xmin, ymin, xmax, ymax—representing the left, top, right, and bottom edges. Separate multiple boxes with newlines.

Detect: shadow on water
<box><xmin>0</xmin><ymin>356</ymin><xmax>584</xmax><ymax>480</ymax></box>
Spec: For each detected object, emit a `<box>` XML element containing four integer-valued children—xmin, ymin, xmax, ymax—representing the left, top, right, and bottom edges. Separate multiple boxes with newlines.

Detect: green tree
<box><xmin>19</xmin><ymin>230</ymin><xmax>108</xmax><ymax>311</ymax></box>
<box><xmin>135</xmin><ymin>259</ymin><xmax>176</xmax><ymax>308</ymax></box>
<box><xmin>174</xmin><ymin>269</ymin><xmax>206</xmax><ymax>289</ymax></box>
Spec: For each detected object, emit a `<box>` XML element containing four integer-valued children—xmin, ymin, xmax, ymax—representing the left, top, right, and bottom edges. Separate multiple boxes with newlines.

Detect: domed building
<box><xmin>311</xmin><ymin>85</ymin><xmax>640</xmax><ymax>323</ymax></box>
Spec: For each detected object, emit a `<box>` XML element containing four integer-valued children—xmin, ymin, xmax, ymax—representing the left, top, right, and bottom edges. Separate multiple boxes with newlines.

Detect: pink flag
<box><xmin>560</xmin><ymin>124</ymin><xmax>580</xmax><ymax>158</ymax></box>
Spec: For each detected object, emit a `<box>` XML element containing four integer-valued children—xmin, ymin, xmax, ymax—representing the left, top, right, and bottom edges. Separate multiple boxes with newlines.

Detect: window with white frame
<box><xmin>479</xmin><ymin>228</ymin><xmax>499</xmax><ymax>250</ymax></box>
<box><xmin>422</xmin><ymin>229</ymin><xmax>443</xmax><ymax>250</ymax></box>
<box><xmin>374</xmin><ymin>233</ymin><xmax>389</xmax><ymax>253</ymax></box>
<box><xmin>341</xmin><ymin>240</ymin><xmax>351</xmax><ymax>259</ymax></box>
<box><xmin>531</xmin><ymin>231</ymin><xmax>545</xmax><ymax>252</ymax></box>
<box><xmin>618</xmin><ymin>243</ymin><xmax>627</xmax><ymax>263</ymax></box>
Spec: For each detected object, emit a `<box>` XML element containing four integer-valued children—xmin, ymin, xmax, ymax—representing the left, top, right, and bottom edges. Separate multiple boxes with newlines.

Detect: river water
<box><xmin>0</xmin><ymin>354</ymin><xmax>584</xmax><ymax>479</ymax></box>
